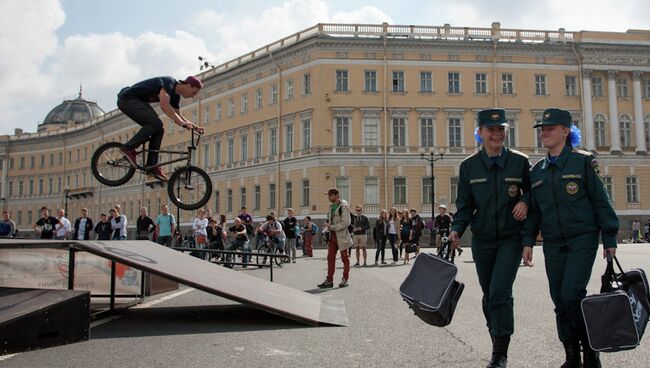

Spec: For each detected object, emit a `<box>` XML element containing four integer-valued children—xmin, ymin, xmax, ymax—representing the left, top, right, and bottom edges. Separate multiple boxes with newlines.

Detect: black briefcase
<box><xmin>581</xmin><ymin>256</ymin><xmax>650</xmax><ymax>352</ymax></box>
<box><xmin>400</xmin><ymin>253</ymin><xmax>464</xmax><ymax>327</ymax></box>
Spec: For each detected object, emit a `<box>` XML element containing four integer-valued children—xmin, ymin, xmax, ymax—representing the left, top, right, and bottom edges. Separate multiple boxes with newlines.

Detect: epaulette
<box><xmin>508</xmin><ymin>148</ymin><xmax>529</xmax><ymax>159</ymax></box>
<box><xmin>572</xmin><ymin>149</ymin><xmax>593</xmax><ymax>157</ymax></box>
<box><xmin>461</xmin><ymin>151</ymin><xmax>480</xmax><ymax>163</ymax></box>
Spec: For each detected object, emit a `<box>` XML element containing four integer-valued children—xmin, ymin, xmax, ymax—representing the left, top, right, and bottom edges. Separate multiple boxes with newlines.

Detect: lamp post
<box><xmin>63</xmin><ymin>188</ymin><xmax>70</xmax><ymax>215</ymax></box>
<box><xmin>420</xmin><ymin>147</ymin><xmax>446</xmax><ymax>227</ymax></box>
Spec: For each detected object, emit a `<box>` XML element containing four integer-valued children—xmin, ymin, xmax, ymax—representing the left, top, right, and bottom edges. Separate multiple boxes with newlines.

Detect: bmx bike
<box><xmin>90</xmin><ymin>128</ymin><xmax>212</xmax><ymax>210</ymax></box>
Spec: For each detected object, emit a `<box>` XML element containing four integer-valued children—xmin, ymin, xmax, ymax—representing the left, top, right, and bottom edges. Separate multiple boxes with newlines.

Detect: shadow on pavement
<box><xmin>91</xmin><ymin>304</ymin><xmax>308</xmax><ymax>339</ymax></box>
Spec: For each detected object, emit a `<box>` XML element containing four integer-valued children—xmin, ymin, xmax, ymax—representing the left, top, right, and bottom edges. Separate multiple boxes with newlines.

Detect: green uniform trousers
<box><xmin>471</xmin><ymin>236</ymin><xmax>522</xmax><ymax>337</ymax></box>
<box><xmin>543</xmin><ymin>232</ymin><xmax>599</xmax><ymax>342</ymax></box>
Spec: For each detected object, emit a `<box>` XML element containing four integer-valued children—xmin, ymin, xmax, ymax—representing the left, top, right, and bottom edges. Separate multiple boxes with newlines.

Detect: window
<box><xmin>57</xmin><ymin>177</ymin><xmax>61</xmax><ymax>193</ymax></box>
<box><xmin>203</xmin><ymin>143</ymin><xmax>210</xmax><ymax>166</ymax></box>
<box><xmin>286</xmin><ymin>79</ymin><xmax>294</xmax><ymax>100</ymax></box>
<box><xmin>270</xmin><ymin>84</ymin><xmax>278</xmax><ymax>104</ymax></box>
<box><xmin>40</xmin><ymin>155</ymin><xmax>44</xmax><ymax>167</ymax></box>
<box><xmin>643</xmin><ymin>115</ymin><xmax>650</xmax><ymax>149</ymax></box>
<box><xmin>335</xmin><ymin>117</ymin><xmax>350</xmax><ymax>147</ymax></box>
<box><xmin>214</xmin><ymin>141</ymin><xmax>222</xmax><ymax>166</ymax></box>
<box><xmin>617</xmin><ymin>78</ymin><xmax>628</xmax><ymax>97</ymax></box>
<box><xmin>48</xmin><ymin>178</ymin><xmax>53</xmax><ymax>193</ymax></box>
<box><xmin>241</xmin><ymin>94</ymin><xmax>248</xmax><ymax>113</ymax></box>
<box><xmin>216</xmin><ymin>103</ymin><xmax>222</xmax><ymax>120</ymax></box>
<box><xmin>301</xmin><ymin>179</ymin><xmax>310</xmax><ymax>207</ymax></box>
<box><xmin>363</xmin><ymin>115</ymin><xmax>379</xmax><ymax>146</ymax></box>
<box><xmin>620</xmin><ymin>115</ymin><xmax>632</xmax><ymax>148</ymax></box>
<box><xmin>565</xmin><ymin>76</ymin><xmax>577</xmax><ymax>96</ymax></box>
<box><xmin>17</xmin><ymin>211</ymin><xmax>21</xmax><ymax>226</ymax></box>
<box><xmin>592</xmin><ymin>78</ymin><xmax>603</xmax><ymax>97</ymax></box>
<box><xmin>603</xmin><ymin>176</ymin><xmax>613</xmax><ymax>200</ymax></box>
<box><xmin>336</xmin><ymin>177</ymin><xmax>350</xmax><ymax>202</ymax></box>
<box><xmin>643</xmin><ymin>79</ymin><xmax>650</xmax><ymax>99</ymax></box>
<box><xmin>505</xmin><ymin>117</ymin><xmax>516</xmax><ymax>148</ymax></box>
<box><xmin>301</xmin><ymin>118</ymin><xmax>311</xmax><ymax>149</ymax></box>
<box><xmin>393</xmin><ymin>177</ymin><xmax>407</xmax><ymax>205</ymax></box>
<box><xmin>254</xmin><ymin>185</ymin><xmax>261</xmax><ymax>211</ymax></box>
<box><xmin>626</xmin><ymin>176</ymin><xmax>638</xmax><ymax>203</ymax></box>
<box><xmin>8</xmin><ymin>181</ymin><xmax>12</xmax><ymax>196</ymax></box>
<box><xmin>475</xmin><ymin>73</ymin><xmax>487</xmax><ymax>94</ymax></box>
<box><xmin>392</xmin><ymin>117</ymin><xmax>406</xmax><ymax>147</ymax></box>
<box><xmin>58</xmin><ymin>152</ymin><xmax>63</xmax><ymax>164</ymax></box>
<box><xmin>214</xmin><ymin>190</ymin><xmax>220</xmax><ymax>213</ymax></box>
<box><xmin>285</xmin><ymin>124</ymin><xmax>293</xmax><ymax>153</ymax></box>
<box><xmin>204</xmin><ymin>107</ymin><xmax>210</xmax><ymax>124</ymax></box>
<box><xmin>240</xmin><ymin>187</ymin><xmax>246</xmax><ymax>209</ymax></box>
<box><xmin>448</xmin><ymin>117</ymin><xmax>462</xmax><ymax>147</ymax></box>
<box><xmin>422</xmin><ymin>177</ymin><xmax>433</xmax><ymax>204</ymax></box>
<box><xmin>594</xmin><ymin>114</ymin><xmax>607</xmax><ymax>147</ymax></box>
<box><xmin>420</xmin><ymin>72</ymin><xmax>432</xmax><ymax>92</ymax></box>
<box><xmin>240</xmin><ymin>135</ymin><xmax>248</xmax><ymax>161</ymax></box>
<box><xmin>450</xmin><ymin>176</ymin><xmax>459</xmax><ymax>204</ymax></box>
<box><xmin>302</xmin><ymin>73</ymin><xmax>311</xmax><ymax>95</ymax></box>
<box><xmin>364</xmin><ymin>71</ymin><xmax>377</xmax><ymax>92</ymax></box>
<box><xmin>502</xmin><ymin>73</ymin><xmax>514</xmax><ymax>94</ymax></box>
<box><xmin>336</xmin><ymin>70</ymin><xmax>349</xmax><ymax>91</ymax></box>
<box><xmin>535</xmin><ymin>75</ymin><xmax>547</xmax><ymax>95</ymax></box>
<box><xmin>392</xmin><ymin>71</ymin><xmax>405</xmax><ymax>92</ymax></box>
<box><xmin>19</xmin><ymin>157</ymin><xmax>24</xmax><ymax>169</ymax></box>
<box><xmin>254</xmin><ymin>131</ymin><xmax>262</xmax><ymax>158</ymax></box>
<box><xmin>18</xmin><ymin>180</ymin><xmax>24</xmax><ymax>195</ymax></box>
<box><xmin>27</xmin><ymin>210</ymin><xmax>32</xmax><ymax>226</ymax></box>
<box><xmin>364</xmin><ymin>177</ymin><xmax>379</xmax><ymax>205</ymax></box>
<box><xmin>269</xmin><ymin>128</ymin><xmax>277</xmax><ymax>156</ymax></box>
<box><xmin>30</xmin><ymin>156</ymin><xmax>35</xmax><ymax>168</ymax></box>
<box><xmin>255</xmin><ymin>89</ymin><xmax>262</xmax><ymax>109</ymax></box>
<box><xmin>28</xmin><ymin>179</ymin><xmax>33</xmax><ymax>195</ymax></box>
<box><xmin>227</xmin><ymin>138</ymin><xmax>234</xmax><ymax>163</ymax></box>
<box><xmin>49</xmin><ymin>154</ymin><xmax>54</xmax><ymax>166</ymax></box>
<box><xmin>227</xmin><ymin>98</ymin><xmax>234</xmax><ymax>117</ymax></box>
<box><xmin>448</xmin><ymin>72</ymin><xmax>460</xmax><ymax>93</ymax></box>
<box><xmin>227</xmin><ymin>189</ymin><xmax>233</xmax><ymax>212</ymax></box>
<box><xmin>269</xmin><ymin>183</ymin><xmax>276</xmax><ymax>209</ymax></box>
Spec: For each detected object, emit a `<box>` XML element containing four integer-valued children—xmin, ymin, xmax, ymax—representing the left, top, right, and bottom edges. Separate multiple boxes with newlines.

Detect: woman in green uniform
<box><xmin>521</xmin><ymin>108</ymin><xmax>618</xmax><ymax>368</ymax></box>
<box><xmin>449</xmin><ymin>108</ymin><xmax>531</xmax><ymax>368</ymax></box>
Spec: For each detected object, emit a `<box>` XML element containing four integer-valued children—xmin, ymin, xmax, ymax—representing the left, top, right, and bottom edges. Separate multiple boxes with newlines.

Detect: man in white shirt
<box><xmin>55</xmin><ymin>208</ymin><xmax>72</xmax><ymax>240</ymax></box>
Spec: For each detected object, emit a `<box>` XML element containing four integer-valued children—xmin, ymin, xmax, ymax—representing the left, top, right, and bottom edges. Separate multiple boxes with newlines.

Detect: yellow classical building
<box><xmin>2</xmin><ymin>23</ymin><xmax>649</xmax><ymax>238</ymax></box>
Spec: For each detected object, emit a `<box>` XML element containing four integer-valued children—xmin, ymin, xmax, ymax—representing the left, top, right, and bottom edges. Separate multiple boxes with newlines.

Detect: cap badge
<box><xmin>491</xmin><ymin>113</ymin><xmax>500</xmax><ymax>120</ymax></box>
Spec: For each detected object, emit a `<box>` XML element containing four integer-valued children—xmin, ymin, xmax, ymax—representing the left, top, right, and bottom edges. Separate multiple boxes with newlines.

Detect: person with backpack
<box><xmin>302</xmin><ymin>216</ymin><xmax>314</xmax><ymax>257</ymax></box>
<box><xmin>0</xmin><ymin>210</ymin><xmax>16</xmax><ymax>237</ymax></box>
<box><xmin>317</xmin><ymin>188</ymin><xmax>353</xmax><ymax>289</ymax></box>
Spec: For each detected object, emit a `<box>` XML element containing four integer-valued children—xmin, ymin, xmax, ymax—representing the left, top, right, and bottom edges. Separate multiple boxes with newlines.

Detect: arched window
<box><xmin>620</xmin><ymin>115</ymin><xmax>632</xmax><ymax>148</ymax></box>
<box><xmin>594</xmin><ymin>114</ymin><xmax>606</xmax><ymax>147</ymax></box>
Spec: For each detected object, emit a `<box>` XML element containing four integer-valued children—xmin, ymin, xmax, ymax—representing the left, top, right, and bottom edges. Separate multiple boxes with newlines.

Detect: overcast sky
<box><xmin>1</xmin><ymin>0</ymin><xmax>648</xmax><ymax>135</ymax></box>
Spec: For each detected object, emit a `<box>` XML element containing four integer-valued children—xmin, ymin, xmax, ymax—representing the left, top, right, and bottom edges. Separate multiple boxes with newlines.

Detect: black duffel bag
<box><xmin>400</xmin><ymin>252</ymin><xmax>464</xmax><ymax>327</ymax></box>
<box><xmin>581</xmin><ymin>255</ymin><xmax>650</xmax><ymax>352</ymax></box>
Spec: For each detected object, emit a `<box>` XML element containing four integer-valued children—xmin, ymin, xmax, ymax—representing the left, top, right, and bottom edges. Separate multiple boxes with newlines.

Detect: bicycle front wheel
<box><xmin>256</xmin><ymin>245</ymin><xmax>270</xmax><ymax>268</ymax></box>
<box><xmin>91</xmin><ymin>142</ymin><xmax>136</xmax><ymax>186</ymax></box>
<box><xmin>167</xmin><ymin>166</ymin><xmax>212</xmax><ymax>210</ymax></box>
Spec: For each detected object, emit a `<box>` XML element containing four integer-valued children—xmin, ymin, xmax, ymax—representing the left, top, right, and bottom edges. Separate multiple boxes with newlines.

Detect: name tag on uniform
<box><xmin>504</xmin><ymin>177</ymin><xmax>522</xmax><ymax>183</ymax></box>
<box><xmin>561</xmin><ymin>174</ymin><xmax>582</xmax><ymax>179</ymax></box>
<box><xmin>531</xmin><ymin>180</ymin><xmax>544</xmax><ymax>189</ymax></box>
<box><xmin>470</xmin><ymin>178</ymin><xmax>487</xmax><ymax>184</ymax></box>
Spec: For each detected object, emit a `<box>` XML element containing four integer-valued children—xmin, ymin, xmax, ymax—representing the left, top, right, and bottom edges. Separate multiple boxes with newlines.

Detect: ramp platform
<box><xmin>1</xmin><ymin>239</ymin><xmax>348</xmax><ymax>327</ymax></box>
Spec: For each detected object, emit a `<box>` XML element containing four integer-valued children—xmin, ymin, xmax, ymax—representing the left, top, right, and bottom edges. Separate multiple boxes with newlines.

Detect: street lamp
<box><xmin>420</xmin><ymin>147</ymin><xmax>446</xmax><ymax>227</ymax></box>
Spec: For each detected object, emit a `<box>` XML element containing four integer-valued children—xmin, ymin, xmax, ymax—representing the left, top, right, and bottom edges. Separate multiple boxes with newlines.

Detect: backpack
<box><xmin>415</xmin><ymin>217</ymin><xmax>425</xmax><ymax>233</ymax></box>
<box><xmin>0</xmin><ymin>222</ymin><xmax>11</xmax><ymax>236</ymax></box>
<box><xmin>311</xmin><ymin>223</ymin><xmax>319</xmax><ymax>235</ymax></box>
<box><xmin>338</xmin><ymin>206</ymin><xmax>355</xmax><ymax>233</ymax></box>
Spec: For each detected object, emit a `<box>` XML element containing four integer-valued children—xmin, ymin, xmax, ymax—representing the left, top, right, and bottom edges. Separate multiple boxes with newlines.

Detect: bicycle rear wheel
<box><xmin>256</xmin><ymin>245</ymin><xmax>270</xmax><ymax>268</ymax></box>
<box><xmin>167</xmin><ymin>166</ymin><xmax>212</xmax><ymax>210</ymax></box>
<box><xmin>91</xmin><ymin>142</ymin><xmax>136</xmax><ymax>186</ymax></box>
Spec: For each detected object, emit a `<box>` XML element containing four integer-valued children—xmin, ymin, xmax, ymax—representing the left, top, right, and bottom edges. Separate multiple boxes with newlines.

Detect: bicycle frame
<box><xmin>136</xmin><ymin>129</ymin><xmax>201</xmax><ymax>170</ymax></box>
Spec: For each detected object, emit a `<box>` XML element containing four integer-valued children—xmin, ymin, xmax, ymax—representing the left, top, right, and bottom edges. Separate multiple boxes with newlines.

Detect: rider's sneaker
<box><xmin>148</xmin><ymin>167</ymin><xmax>168</xmax><ymax>182</ymax></box>
<box><xmin>317</xmin><ymin>280</ymin><xmax>334</xmax><ymax>289</ymax></box>
<box><xmin>120</xmin><ymin>147</ymin><xmax>138</xmax><ymax>167</ymax></box>
<box><xmin>339</xmin><ymin>279</ymin><xmax>348</xmax><ymax>288</ymax></box>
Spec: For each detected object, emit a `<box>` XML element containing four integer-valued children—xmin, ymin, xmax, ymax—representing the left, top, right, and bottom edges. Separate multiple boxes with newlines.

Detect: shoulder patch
<box><xmin>508</xmin><ymin>148</ymin><xmax>529</xmax><ymax>159</ymax></box>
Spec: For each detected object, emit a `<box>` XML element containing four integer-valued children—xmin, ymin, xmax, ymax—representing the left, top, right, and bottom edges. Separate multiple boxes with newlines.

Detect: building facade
<box><xmin>1</xmin><ymin>23</ymin><xmax>649</xmax><ymax>238</ymax></box>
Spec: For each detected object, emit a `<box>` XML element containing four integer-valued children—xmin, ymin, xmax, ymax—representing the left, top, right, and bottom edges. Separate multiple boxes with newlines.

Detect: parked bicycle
<box><xmin>91</xmin><ymin>128</ymin><xmax>212</xmax><ymax>210</ymax></box>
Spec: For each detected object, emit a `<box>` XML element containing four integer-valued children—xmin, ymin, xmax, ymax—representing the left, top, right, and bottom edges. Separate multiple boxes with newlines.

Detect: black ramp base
<box><xmin>75</xmin><ymin>241</ymin><xmax>348</xmax><ymax>326</ymax></box>
<box><xmin>0</xmin><ymin>287</ymin><xmax>90</xmax><ymax>355</ymax></box>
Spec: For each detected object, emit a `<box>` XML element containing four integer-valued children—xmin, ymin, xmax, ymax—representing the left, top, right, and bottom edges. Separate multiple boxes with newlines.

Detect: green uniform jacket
<box><xmin>452</xmin><ymin>147</ymin><xmax>531</xmax><ymax>241</ymax></box>
<box><xmin>521</xmin><ymin>144</ymin><xmax>619</xmax><ymax>248</ymax></box>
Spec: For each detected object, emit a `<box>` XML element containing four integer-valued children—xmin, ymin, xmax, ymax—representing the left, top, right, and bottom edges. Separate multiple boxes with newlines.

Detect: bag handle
<box><xmin>600</xmin><ymin>254</ymin><xmax>617</xmax><ymax>293</ymax></box>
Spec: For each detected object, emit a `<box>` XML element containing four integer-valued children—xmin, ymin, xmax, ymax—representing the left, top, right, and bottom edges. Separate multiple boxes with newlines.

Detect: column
<box><xmin>632</xmin><ymin>71</ymin><xmax>647</xmax><ymax>155</ymax></box>
<box><xmin>1</xmin><ymin>157</ymin><xmax>6</xmax><ymax>199</ymax></box>
<box><xmin>607</xmin><ymin>70</ymin><xmax>622</xmax><ymax>153</ymax></box>
<box><xmin>582</xmin><ymin>69</ymin><xmax>595</xmax><ymax>151</ymax></box>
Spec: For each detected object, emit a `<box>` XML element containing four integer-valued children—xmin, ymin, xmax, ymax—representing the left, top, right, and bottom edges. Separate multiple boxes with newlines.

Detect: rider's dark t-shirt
<box><xmin>36</xmin><ymin>216</ymin><xmax>60</xmax><ymax>239</ymax></box>
<box><xmin>228</xmin><ymin>224</ymin><xmax>248</xmax><ymax>241</ymax></box>
<box><xmin>117</xmin><ymin>76</ymin><xmax>181</xmax><ymax>109</ymax></box>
